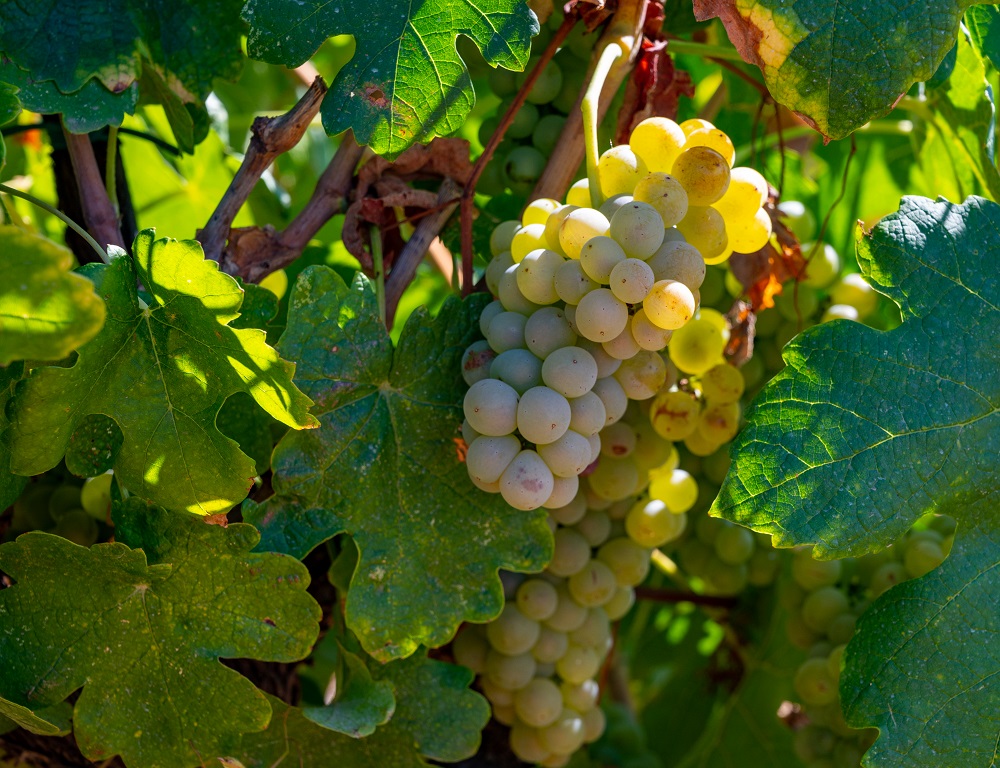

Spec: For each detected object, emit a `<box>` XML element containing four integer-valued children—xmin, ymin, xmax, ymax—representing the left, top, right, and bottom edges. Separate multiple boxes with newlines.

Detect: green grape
<box><xmin>632</xmin><ymin>172</ymin><xmax>689</xmax><ymax>228</ymax></box>
<box><xmin>467</xmin><ymin>435</ymin><xmax>521</xmax><ymax>485</ymax></box>
<box><xmin>598</xmin><ymin>146</ymin><xmax>648</xmax><ymax>197</ymax></box>
<box><xmin>668</xmin><ymin>317</ymin><xmax>727</xmax><ymax>375</ymax></box>
<box><xmin>538</xmin><ymin>430</ymin><xmax>592</xmax><ymax>477</ymax></box>
<box><xmin>629</xmin><ymin>117</ymin><xmax>687</xmax><ymax>173</ymax></box>
<box><xmin>487</xmin><ymin>603</ymin><xmax>542</xmax><ymax>655</ymax></box>
<box><xmin>775</xmin><ymin>284</ymin><xmax>820</xmax><ymax>322</ymax></box>
<box><xmin>869</xmin><ymin>561</ymin><xmax>908</xmax><ymax>597</ymax></box>
<box><xmin>793</xmin><ymin>550</ymin><xmax>842</xmax><ymax>590</ymax></box>
<box><xmin>580</xmin><ymin>235</ymin><xmax>627</xmax><ymax>283</ymax></box>
<box><xmin>546</xmin><ymin>582</ymin><xmax>589</xmax><ymax>632</ymax></box>
<box><xmin>604</xmin><ymin>586</ymin><xmax>635</xmax><ymax>620</ymax></box>
<box><xmin>489</xmin><ymin>67</ymin><xmax>519</xmax><ymax>97</ymax></box>
<box><xmin>801</xmin><ymin>242</ymin><xmax>841</xmax><ymax>288</ymax></box>
<box><xmin>461</xmin><ymin>419</ymin><xmax>481</xmax><ymax>445</ymax></box>
<box><xmin>462</xmin><ymin>340</ymin><xmax>498</xmax><ymax>386</ymax></box>
<box><xmin>599</xmin><ymin>193</ymin><xmax>635</xmax><ymax>221</ymax></box>
<box><xmin>786</xmin><ymin>613</ymin><xmax>820</xmax><ymax>650</ymax></box>
<box><xmin>747</xmin><ymin>546</ymin><xmax>780</xmax><ymax>586</ymax></box>
<box><xmin>713</xmin><ymin>167</ymin><xmax>767</xmax><ymax>220</ymax></box>
<box><xmin>517</xmin><ymin>579</ymin><xmax>560</xmax><ymax>622</ymax></box>
<box><xmin>453</xmin><ymin>627</ymin><xmax>489</xmax><ymax>673</ymax></box>
<box><xmin>478</xmin><ymin>159</ymin><xmax>507</xmax><ymax>196</ymax></box>
<box><xmin>778</xmin><ymin>200</ymin><xmax>817</xmax><ymax>243</ymax></box>
<box><xmin>52</xmin><ymin>509</ymin><xmax>99</xmax><ymax>547</ymax></box>
<box><xmin>647</xmin><ymin>466</ymin><xmax>698</xmax><ymax>512</ymax></box>
<box><xmin>827</xmin><ymin>643</ymin><xmax>847</xmax><ymax>680</ymax></box>
<box><xmin>524</xmin><ymin>198</ymin><xmax>562</xmax><ymax>226</ymax></box>
<box><xmin>646</xmin><ymin>240</ymin><xmax>705</xmax><ymax>290</ymax></box>
<box><xmin>793</xmin><ymin>657</ymin><xmax>839</xmax><ymax>706</ymax></box>
<box><xmin>517</xmin><ymin>386</ymin><xmax>572</xmax><ymax>445</ymax></box>
<box><xmin>526</xmin><ymin>59</ymin><xmax>563</xmax><ymax>104</ymax></box>
<box><xmin>504</xmin><ymin>145</ymin><xmax>547</xmax><ymax>187</ymax></box>
<box><xmin>609</xmin><ymin>201</ymin><xmax>665</xmax><ymax>260</ymax></box>
<box><xmin>464</xmin><ymin>378</ymin><xmax>519</xmax><ymax>436</ymax></box>
<box><xmin>500</xmin><ymin>450</ymin><xmax>555</xmax><ymax>510</ymax></box>
<box><xmin>486</xmin><ymin>251</ymin><xmax>515</xmax><ymax>295</ymax></box>
<box><xmin>630</xmin><ymin>309</ymin><xmax>673</xmax><ymax>351</ymax></box>
<box><xmin>588</xmin><ymin>456</ymin><xmax>640</xmax><ymax>501</ymax></box>
<box><xmin>539</xmin><ymin>708</ymin><xmax>587</xmax><ymax>756</ymax></box>
<box><xmin>699</xmin><ymin>264</ymin><xmax>725</xmax><ymax>305</ymax></box>
<box><xmin>700</xmin><ymin>447</ymin><xmax>731</xmax><ymax>486</ymax></box>
<box><xmin>568</xmin><ymin>560</ymin><xmax>618</xmax><ymax>607</ymax></box>
<box><xmin>534</xmin><ymin>114</ymin><xmax>567</xmax><ymax>155</ymax></box>
<box><xmin>546</xmin><ymin>475</ymin><xmax>580</xmax><ymax>509</ymax></box>
<box><xmin>490</xmin><ymin>348</ymin><xmax>543</xmax><ymax>394</ymax></box>
<box><xmin>575</xmin><ymin>288</ymin><xmax>629</xmax><ymax>343</ymax></box>
<box><xmin>625</xmin><ymin>498</ymin><xmax>686</xmax><ymax>548</ymax></box>
<box><xmin>699</xmin><ymin>362</ymin><xmax>744</xmax><ymax>404</ymax></box>
<box><xmin>683</xmin><ymin>126</ymin><xmax>736</xmax><ymax>165</ymax></box>
<box><xmin>517</xmin><ymin>248</ymin><xmax>565</xmax><ymax>305</ymax></box>
<box><xmin>575</xmin><ymin>508</ymin><xmax>612</xmax><ymax>547</ymax></box>
<box><xmin>533</xmin><ymin>625</ymin><xmax>570</xmax><ymax>663</ymax></box>
<box><xmin>541</xmin><ymin>346</ymin><xmax>599</xmax><ymax>398</ymax></box>
<box><xmin>698</xmin><ymin>401</ymin><xmax>741</xmax><ymax>444</ymax></box>
<box><xmin>631</xmin><ymin>421</ymin><xmax>675</xmax><ymax>474</ymax></box>
<box><xmin>649</xmin><ymin>389</ymin><xmax>699</xmax><ymax>440</ymax></box>
<box><xmin>486</xmin><ymin>648</ymin><xmax>537</xmax><ymax>690</ymax></box>
<box><xmin>512</xmin><ymin>223</ymin><xmax>549</xmax><ymax>263</ymax></box>
<box><xmin>603</xmin><ymin>323</ymin><xmax>642</xmax><ymax>360</ymax></box>
<box><xmin>671</xmin><ymin>147</ymin><xmax>730</xmax><ymax>206</ymax></box>
<box><xmin>567</xmin><ymin>391</ymin><xmax>607</xmax><ymax>437</ymax></box>
<box><xmin>550</xmin><ymin>528</ymin><xmax>593</xmax><ymax>577</ymax></box>
<box><xmin>714</xmin><ymin>523</ymin><xmax>755</xmax><ymax>565</ymax></box>
<box><xmin>486</xmin><ymin>308</ymin><xmax>528</xmax><ymax>353</ymax></box>
<box><xmin>510</xmin><ymin>721</ymin><xmax>552</xmax><ymax>763</ymax></box>
<box><xmin>592</xmin><ymin>376</ymin><xmax>628</xmax><ymax>426</ymax></box>
<box><xmin>677</xmin><ymin>206</ymin><xmax>729</xmax><ymax>262</ymax></box>
<box><xmin>559</xmin><ymin>208</ymin><xmax>611</xmax><ymax>259</ymax></box>
<box><xmin>801</xmin><ymin>586</ymin><xmax>851</xmax><ymax>633</ymax></box>
<box><xmin>684</xmin><ymin>427</ymin><xmax>722</xmax><ymax>457</ymax></box>
<box><xmin>643</xmin><ymin>279</ymin><xmax>695</xmax><ymax>330</ymax></box>
<box><xmin>554</xmin><ymin>260</ymin><xmax>599</xmax><ymax>305</ymax></box>
<box><xmin>822</xmin><ymin>304</ymin><xmax>860</xmax><ymax>323</ymax></box>
<box><xmin>578</xmin><ymin>339</ymin><xmax>623</xmax><ymax>378</ymax></box>
<box><xmin>704</xmin><ymin>558</ymin><xmax>748</xmax><ymax>594</ymax></box>
<box><xmin>599</xmin><ymin>422</ymin><xmax>636</xmax><ymax>459</ymax></box>
<box><xmin>515</xmin><ymin>677</ymin><xmax>564</xmax><ymax>728</ymax></box>
<box><xmin>826</xmin><ymin>612</ymin><xmax>858</xmax><ymax>645</ymax></box>
<box><xmin>48</xmin><ymin>484</ymin><xmax>82</xmax><ymax>521</ymax></box>
<box><xmin>507</xmin><ymin>101</ymin><xmax>541</xmax><ymax>139</ymax></box>
<box><xmin>597</xmin><ymin>537</ymin><xmax>651</xmax><ymax>587</ymax></box>
<box><xmin>478</xmin><ymin>115</ymin><xmax>500</xmax><ymax>149</ymax></box>
<box><xmin>561</xmin><ymin>678</ymin><xmax>599</xmax><ymax>711</ymax></box>
<box><xmin>525</xmin><ymin>307</ymin><xmax>578</xmax><ymax>359</ymax></box>
<box><xmin>829</xmin><ymin>273</ymin><xmax>877</xmax><ymax>317</ymax></box>
<box><xmin>794</xmin><ymin>724</ymin><xmax>837</xmax><ymax>762</ymax></box>
<box><xmin>570</xmin><ymin>607</ymin><xmax>612</xmax><ymax>650</ymax></box>
<box><xmin>726</xmin><ymin>207</ymin><xmax>772</xmax><ymax>253</ymax></box>
<box><xmin>608</xmin><ymin>258</ymin><xmax>655</xmax><ymax>305</ymax></box>
<box><xmin>548</xmin><ymin>491</ymin><xmax>587</xmax><ymax>524</ymax></box>
<box><xmin>556</xmin><ymin>644</ymin><xmax>602</xmax><ymax>684</ymax></box>
<box><xmin>481</xmin><ymin>676</ymin><xmax>515</xmax><ymax>706</ymax></box>
<box><xmin>904</xmin><ymin>538</ymin><xmax>946</xmax><ymax>578</ymax></box>
<box><xmin>613</xmin><ymin>350</ymin><xmax>667</xmax><ymax>400</ymax></box>
<box><xmin>80</xmin><ymin>472</ymin><xmax>114</xmax><ymax>521</ymax></box>
<box><xmin>499</xmin><ymin>264</ymin><xmax>543</xmax><ymax>315</ymax></box>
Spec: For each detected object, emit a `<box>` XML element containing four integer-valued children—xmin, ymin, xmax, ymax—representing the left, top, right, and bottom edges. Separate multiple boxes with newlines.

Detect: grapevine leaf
<box><xmin>8</xmin><ymin>231</ymin><xmax>318</xmax><ymax>515</ymax></box>
<box><xmin>0</xmin><ymin>62</ymin><xmax>138</xmax><ymax>134</ymax></box>
<box><xmin>0</xmin><ymin>698</ymin><xmax>72</xmax><ymax>737</ymax></box>
<box><xmin>966</xmin><ymin>4</ymin><xmax>1000</xmax><ymax>71</ymax></box>
<box><xmin>714</xmin><ymin>196</ymin><xmax>999</xmax><ymax>765</ymax></box>
<box><xmin>0</xmin><ymin>81</ymin><xmax>20</xmax><ymax>168</ymax></box>
<box><xmin>0</xmin><ymin>364</ymin><xmax>27</xmax><ymax>510</ymax></box>
<box><xmin>372</xmin><ymin>652</ymin><xmax>490</xmax><ymax>762</ymax></box>
<box><xmin>65</xmin><ymin>415</ymin><xmax>124</xmax><ymax>478</ymax></box>
<box><xmin>0</xmin><ymin>500</ymin><xmax>320</xmax><ymax>768</ymax></box>
<box><xmin>235</xmin><ymin>696</ymin><xmax>428</xmax><ymax>768</ymax></box>
<box><xmin>302</xmin><ymin>646</ymin><xmax>396</xmax><ymax>737</ymax></box>
<box><xmin>0</xmin><ymin>228</ymin><xmax>106</xmax><ymax>366</ymax></box>
<box><xmin>0</xmin><ymin>0</ymin><xmax>243</xmax><ymax>143</ymax></box>
<box><xmin>692</xmin><ymin>0</ymin><xmax>975</xmax><ymax>139</ymax></box>
<box><xmin>244</xmin><ymin>267</ymin><xmax>551</xmax><ymax>660</ymax></box>
<box><xmin>242</xmin><ymin>0</ymin><xmax>538</xmax><ymax>158</ymax></box>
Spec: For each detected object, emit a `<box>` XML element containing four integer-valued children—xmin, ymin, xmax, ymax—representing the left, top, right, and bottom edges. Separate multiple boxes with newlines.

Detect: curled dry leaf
<box><xmin>615</xmin><ymin>37</ymin><xmax>694</xmax><ymax>144</ymax></box>
<box><xmin>723</xmin><ymin>300</ymin><xmax>755</xmax><ymax>367</ymax></box>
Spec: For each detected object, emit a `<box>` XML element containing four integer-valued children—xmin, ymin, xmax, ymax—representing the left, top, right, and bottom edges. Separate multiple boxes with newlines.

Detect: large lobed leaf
<box><xmin>714</xmin><ymin>196</ymin><xmax>999</xmax><ymax>765</ymax></box>
<box><xmin>245</xmin><ymin>267</ymin><xmax>551</xmax><ymax>660</ymax></box>
<box><xmin>693</xmin><ymin>0</ymin><xmax>977</xmax><ymax>140</ymax></box>
<box><xmin>0</xmin><ymin>228</ymin><xmax>106</xmax><ymax>366</ymax></box>
<box><xmin>0</xmin><ymin>499</ymin><xmax>320</xmax><ymax>768</ymax></box>
<box><xmin>8</xmin><ymin>231</ymin><xmax>317</xmax><ymax>515</ymax></box>
<box><xmin>242</xmin><ymin>0</ymin><xmax>538</xmax><ymax>157</ymax></box>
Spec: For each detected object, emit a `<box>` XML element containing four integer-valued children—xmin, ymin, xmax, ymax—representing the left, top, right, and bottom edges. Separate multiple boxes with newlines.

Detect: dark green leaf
<box><xmin>303</xmin><ymin>646</ymin><xmax>396</xmax><ymax>738</ymax></box>
<box><xmin>231</xmin><ymin>281</ymin><xmax>279</xmax><ymax>331</ymax></box>
<box><xmin>0</xmin><ymin>62</ymin><xmax>138</xmax><ymax>134</ymax></box>
<box><xmin>714</xmin><ymin>195</ymin><xmax>999</xmax><ymax>765</ymax></box>
<box><xmin>0</xmin><ymin>81</ymin><xmax>21</xmax><ymax>168</ymax></box>
<box><xmin>0</xmin><ymin>698</ymin><xmax>72</xmax><ymax>737</ymax></box>
<box><xmin>0</xmin><ymin>228</ymin><xmax>106</xmax><ymax>366</ymax></box>
<box><xmin>216</xmin><ymin>392</ymin><xmax>277</xmax><ymax>477</ymax></box>
<box><xmin>242</xmin><ymin>0</ymin><xmax>538</xmax><ymax>157</ymax></box>
<box><xmin>966</xmin><ymin>5</ymin><xmax>1000</xmax><ymax>71</ymax></box>
<box><xmin>244</xmin><ymin>267</ymin><xmax>551</xmax><ymax>660</ymax></box>
<box><xmin>0</xmin><ymin>500</ymin><xmax>320</xmax><ymax>768</ymax></box>
<box><xmin>693</xmin><ymin>0</ymin><xmax>975</xmax><ymax>139</ymax></box>
<box><xmin>0</xmin><ymin>363</ymin><xmax>27</xmax><ymax>510</ymax></box>
<box><xmin>235</xmin><ymin>696</ymin><xmax>428</xmax><ymax>768</ymax></box>
<box><xmin>8</xmin><ymin>231</ymin><xmax>318</xmax><ymax>514</ymax></box>
<box><xmin>65</xmin><ymin>415</ymin><xmax>124</xmax><ymax>478</ymax></box>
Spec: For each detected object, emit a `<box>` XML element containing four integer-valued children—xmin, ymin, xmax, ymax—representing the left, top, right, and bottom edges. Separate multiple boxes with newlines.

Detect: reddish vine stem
<box><xmin>62</xmin><ymin>128</ymin><xmax>125</xmax><ymax>251</ymax></box>
<box><xmin>201</xmin><ymin>77</ymin><xmax>327</xmax><ymax>262</ymax></box>
<box><xmin>633</xmin><ymin>586</ymin><xmax>739</xmax><ymax>608</ymax></box>
<box><xmin>459</xmin><ymin>13</ymin><xmax>577</xmax><ymax>296</ymax></box>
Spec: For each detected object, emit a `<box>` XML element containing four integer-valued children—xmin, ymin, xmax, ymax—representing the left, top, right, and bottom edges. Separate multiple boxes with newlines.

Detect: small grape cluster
<box><xmin>6</xmin><ymin>471</ymin><xmax>113</xmax><ymax>546</ymax></box>
<box><xmin>785</xmin><ymin>517</ymin><xmax>955</xmax><ymax>767</ymax></box>
<box><xmin>454</xmin><ymin>398</ymin><xmax>689</xmax><ymax>766</ymax></box>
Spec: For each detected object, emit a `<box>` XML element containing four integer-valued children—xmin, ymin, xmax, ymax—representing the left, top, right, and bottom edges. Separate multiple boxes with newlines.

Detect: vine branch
<box><xmin>62</xmin><ymin>127</ymin><xmax>125</xmax><ymax>251</ymax></box>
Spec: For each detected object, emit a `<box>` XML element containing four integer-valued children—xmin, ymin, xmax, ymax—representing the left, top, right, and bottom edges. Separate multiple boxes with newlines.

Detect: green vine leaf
<box><xmin>692</xmin><ymin>0</ymin><xmax>975</xmax><ymax>140</ymax></box>
<box><xmin>242</xmin><ymin>0</ymin><xmax>538</xmax><ymax>158</ymax></box>
<box><xmin>966</xmin><ymin>5</ymin><xmax>1000</xmax><ymax>71</ymax></box>
<box><xmin>0</xmin><ymin>499</ymin><xmax>320</xmax><ymax>768</ymax></box>
<box><xmin>302</xmin><ymin>645</ymin><xmax>396</xmax><ymax>738</ymax></box>
<box><xmin>0</xmin><ymin>81</ymin><xmax>20</xmax><ymax>168</ymax></box>
<box><xmin>0</xmin><ymin>228</ymin><xmax>106</xmax><ymax>366</ymax></box>
<box><xmin>244</xmin><ymin>267</ymin><xmax>551</xmax><ymax>660</ymax></box>
<box><xmin>0</xmin><ymin>364</ymin><xmax>27</xmax><ymax>510</ymax></box>
<box><xmin>0</xmin><ymin>698</ymin><xmax>72</xmax><ymax>737</ymax></box>
<box><xmin>65</xmin><ymin>415</ymin><xmax>124</xmax><ymax>478</ymax></box>
<box><xmin>713</xmin><ymin>195</ymin><xmax>999</xmax><ymax>764</ymax></box>
<box><xmin>8</xmin><ymin>230</ymin><xmax>318</xmax><ymax>515</ymax></box>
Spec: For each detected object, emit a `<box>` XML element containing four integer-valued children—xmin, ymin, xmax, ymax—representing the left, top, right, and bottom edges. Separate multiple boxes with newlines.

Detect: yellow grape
<box><xmin>491</xmin><ymin>220</ymin><xmax>522</xmax><ymax>256</ymax></box>
<box><xmin>512</xmin><ymin>223</ymin><xmax>548</xmax><ymax>263</ymax></box>
<box><xmin>559</xmin><ymin>208</ymin><xmax>611</xmax><ymax>259</ymax></box>
<box><xmin>699</xmin><ymin>400</ymin><xmax>741</xmax><ymax>443</ymax></box>
<box><xmin>679</xmin><ymin>118</ymin><xmax>715</xmax><ymax>137</ymax></box>
<box><xmin>677</xmin><ymin>206</ymin><xmax>729</xmax><ymax>261</ymax></box>
<box><xmin>649</xmin><ymin>389</ymin><xmax>699</xmax><ymax>440</ymax></box>
<box><xmin>566</xmin><ymin>179</ymin><xmax>591</xmax><ymax>207</ymax></box>
<box><xmin>727</xmin><ymin>207</ymin><xmax>772</xmax><ymax>253</ymax></box>
<box><xmin>699</xmin><ymin>362</ymin><xmax>745</xmax><ymax>404</ymax></box>
<box><xmin>632</xmin><ymin>173</ymin><xmax>689</xmax><ymax>228</ymax></box>
<box><xmin>648</xmin><ymin>466</ymin><xmax>698</xmax><ymax>512</ymax></box>
<box><xmin>629</xmin><ymin>117</ymin><xmax>687</xmax><ymax>172</ymax></box>
<box><xmin>597</xmin><ymin>145</ymin><xmax>648</xmax><ymax>197</ymax></box>
<box><xmin>672</xmin><ymin>147</ymin><xmax>731</xmax><ymax>206</ymax></box>
<box><xmin>668</xmin><ymin>316</ymin><xmax>727</xmax><ymax>375</ymax></box>
<box><xmin>544</xmin><ymin>204</ymin><xmax>579</xmax><ymax>252</ymax></box>
<box><xmin>703</xmin><ymin>244</ymin><xmax>733</xmax><ymax>267</ymax></box>
<box><xmin>683</xmin><ymin>126</ymin><xmax>736</xmax><ymax>165</ymax></box>
<box><xmin>524</xmin><ymin>198</ymin><xmax>562</xmax><ymax>226</ymax></box>
<box><xmin>713</xmin><ymin>167</ymin><xmax>768</xmax><ymax>221</ymax></box>
<box><xmin>643</xmin><ymin>279</ymin><xmax>695</xmax><ymax>330</ymax></box>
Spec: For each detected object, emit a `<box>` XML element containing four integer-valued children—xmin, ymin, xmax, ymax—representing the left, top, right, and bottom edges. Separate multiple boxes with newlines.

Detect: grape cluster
<box><xmin>785</xmin><ymin>517</ymin><xmax>954</xmax><ymax>767</ymax></box>
<box><xmin>7</xmin><ymin>471</ymin><xmax>113</xmax><ymax>546</ymax></box>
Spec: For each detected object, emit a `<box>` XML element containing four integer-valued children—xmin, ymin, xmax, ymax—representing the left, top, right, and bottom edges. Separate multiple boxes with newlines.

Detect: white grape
<box><xmin>541</xmin><ymin>346</ymin><xmax>599</xmax><ymax>398</ymax></box>
<box><xmin>464</xmin><ymin>379</ymin><xmax>519</xmax><ymax>436</ymax></box>
<box><xmin>517</xmin><ymin>386</ymin><xmax>572</xmax><ymax>445</ymax></box>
